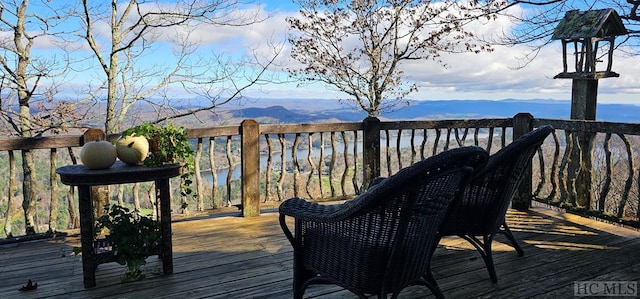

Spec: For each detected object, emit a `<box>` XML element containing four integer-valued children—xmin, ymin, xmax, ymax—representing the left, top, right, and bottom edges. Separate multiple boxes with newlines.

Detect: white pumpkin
<box><xmin>80</xmin><ymin>141</ymin><xmax>117</xmax><ymax>169</ymax></box>
<box><xmin>116</xmin><ymin>135</ymin><xmax>149</xmax><ymax>165</ymax></box>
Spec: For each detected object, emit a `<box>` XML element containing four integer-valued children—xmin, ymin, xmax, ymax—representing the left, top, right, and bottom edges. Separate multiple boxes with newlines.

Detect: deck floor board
<box><xmin>1</xmin><ymin>204</ymin><xmax>639</xmax><ymax>299</ymax></box>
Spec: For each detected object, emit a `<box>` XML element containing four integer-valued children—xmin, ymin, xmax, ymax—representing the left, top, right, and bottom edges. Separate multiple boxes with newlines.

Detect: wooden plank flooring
<box><xmin>1</xmin><ymin>203</ymin><xmax>640</xmax><ymax>299</ymax></box>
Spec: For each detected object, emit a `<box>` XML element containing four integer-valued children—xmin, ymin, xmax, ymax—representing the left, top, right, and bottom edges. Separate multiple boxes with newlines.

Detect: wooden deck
<box><xmin>2</xmin><ymin>203</ymin><xmax>640</xmax><ymax>299</ymax></box>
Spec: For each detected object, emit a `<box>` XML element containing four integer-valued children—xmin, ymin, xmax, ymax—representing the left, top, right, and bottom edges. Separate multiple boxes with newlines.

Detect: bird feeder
<box><xmin>552</xmin><ymin>9</ymin><xmax>627</xmax><ymax>79</ymax></box>
<box><xmin>551</xmin><ymin>9</ymin><xmax>628</xmax><ymax>209</ymax></box>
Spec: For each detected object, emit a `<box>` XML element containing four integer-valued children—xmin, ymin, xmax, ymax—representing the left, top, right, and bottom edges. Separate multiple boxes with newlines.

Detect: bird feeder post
<box><xmin>552</xmin><ymin>9</ymin><xmax>627</xmax><ymax>208</ymax></box>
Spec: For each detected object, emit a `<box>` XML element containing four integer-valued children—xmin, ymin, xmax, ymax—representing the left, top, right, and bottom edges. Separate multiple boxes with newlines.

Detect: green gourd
<box><xmin>80</xmin><ymin>141</ymin><xmax>117</xmax><ymax>169</ymax></box>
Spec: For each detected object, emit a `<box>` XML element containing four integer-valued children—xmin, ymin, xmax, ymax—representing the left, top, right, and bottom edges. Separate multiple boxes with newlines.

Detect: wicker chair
<box><xmin>439</xmin><ymin>125</ymin><xmax>554</xmax><ymax>283</ymax></box>
<box><xmin>279</xmin><ymin>146</ymin><xmax>488</xmax><ymax>299</ymax></box>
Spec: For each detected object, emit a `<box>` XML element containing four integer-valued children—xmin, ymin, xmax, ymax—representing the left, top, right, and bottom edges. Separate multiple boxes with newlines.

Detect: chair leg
<box><xmin>460</xmin><ymin>234</ymin><xmax>498</xmax><ymax>283</ymax></box>
<box><xmin>462</xmin><ymin>223</ymin><xmax>526</xmax><ymax>283</ymax></box>
<box><xmin>482</xmin><ymin>234</ymin><xmax>498</xmax><ymax>283</ymax></box>
<box><xmin>423</xmin><ymin>270</ymin><xmax>445</xmax><ymax>299</ymax></box>
<box><xmin>292</xmin><ymin>256</ymin><xmax>316</xmax><ymax>299</ymax></box>
<box><xmin>501</xmin><ymin>222</ymin><xmax>524</xmax><ymax>256</ymax></box>
<box><xmin>292</xmin><ymin>270</ymin><xmax>306</xmax><ymax>299</ymax></box>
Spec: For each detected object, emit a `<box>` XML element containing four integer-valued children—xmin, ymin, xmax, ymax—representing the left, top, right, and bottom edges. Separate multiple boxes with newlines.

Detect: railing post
<box><xmin>241</xmin><ymin>119</ymin><xmax>260</xmax><ymax>217</ymax></box>
<box><xmin>512</xmin><ymin>113</ymin><xmax>534</xmax><ymax>210</ymax></box>
<box><xmin>362</xmin><ymin>117</ymin><xmax>381</xmax><ymax>189</ymax></box>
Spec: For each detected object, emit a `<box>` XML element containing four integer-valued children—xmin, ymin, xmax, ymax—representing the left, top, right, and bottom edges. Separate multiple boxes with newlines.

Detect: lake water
<box><xmin>202</xmin><ymin>131</ymin><xmax>494</xmax><ymax>185</ymax></box>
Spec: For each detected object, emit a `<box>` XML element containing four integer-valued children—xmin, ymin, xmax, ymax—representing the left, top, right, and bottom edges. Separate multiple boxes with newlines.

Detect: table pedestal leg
<box><xmin>156</xmin><ymin>178</ymin><xmax>173</xmax><ymax>274</ymax></box>
<box><xmin>78</xmin><ymin>185</ymin><xmax>97</xmax><ymax>288</ymax></box>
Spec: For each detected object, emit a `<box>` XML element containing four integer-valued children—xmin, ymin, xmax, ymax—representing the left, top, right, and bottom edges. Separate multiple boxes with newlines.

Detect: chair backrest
<box><xmin>280</xmin><ymin>146</ymin><xmax>488</xmax><ymax>296</ymax></box>
<box><xmin>442</xmin><ymin>125</ymin><xmax>554</xmax><ymax>235</ymax></box>
<box><xmin>356</xmin><ymin>146</ymin><xmax>488</xmax><ymax>293</ymax></box>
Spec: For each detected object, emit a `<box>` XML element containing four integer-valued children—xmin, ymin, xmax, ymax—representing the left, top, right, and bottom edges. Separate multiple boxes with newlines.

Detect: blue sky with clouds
<box><xmin>236</xmin><ymin>1</ymin><xmax>640</xmax><ymax>104</ymax></box>
<box><xmin>17</xmin><ymin>1</ymin><xmax>640</xmax><ymax>105</ymax></box>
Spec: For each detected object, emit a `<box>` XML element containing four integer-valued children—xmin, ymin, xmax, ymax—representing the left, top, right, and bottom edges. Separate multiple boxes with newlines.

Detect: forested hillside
<box><xmin>217</xmin><ymin>98</ymin><xmax>640</xmax><ymax>124</ymax></box>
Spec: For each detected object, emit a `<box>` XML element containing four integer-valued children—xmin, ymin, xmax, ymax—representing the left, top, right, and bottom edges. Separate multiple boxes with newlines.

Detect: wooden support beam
<box><xmin>241</xmin><ymin>119</ymin><xmax>260</xmax><ymax>217</ymax></box>
<box><xmin>362</xmin><ymin>117</ymin><xmax>381</xmax><ymax>190</ymax></box>
<box><xmin>512</xmin><ymin>113</ymin><xmax>534</xmax><ymax>210</ymax></box>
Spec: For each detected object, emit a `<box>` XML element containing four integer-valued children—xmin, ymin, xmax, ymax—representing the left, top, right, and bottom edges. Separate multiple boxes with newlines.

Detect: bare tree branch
<box><xmin>79</xmin><ymin>0</ymin><xmax>273</xmax><ymax>133</ymax></box>
<box><xmin>496</xmin><ymin>0</ymin><xmax>640</xmax><ymax>67</ymax></box>
<box><xmin>0</xmin><ymin>0</ymin><xmax>80</xmax><ymax>235</ymax></box>
<box><xmin>288</xmin><ymin>0</ymin><xmax>502</xmax><ymax>116</ymax></box>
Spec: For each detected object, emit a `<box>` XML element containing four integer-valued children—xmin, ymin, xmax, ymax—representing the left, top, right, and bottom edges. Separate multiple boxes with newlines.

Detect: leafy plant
<box><xmin>120</xmin><ymin>123</ymin><xmax>195</xmax><ymax>198</ymax></box>
<box><xmin>94</xmin><ymin>205</ymin><xmax>161</xmax><ymax>282</ymax></box>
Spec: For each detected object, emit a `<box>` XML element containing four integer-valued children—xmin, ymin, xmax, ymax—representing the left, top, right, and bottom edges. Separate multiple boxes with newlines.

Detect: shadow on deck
<box><xmin>2</xmin><ymin>202</ymin><xmax>640</xmax><ymax>298</ymax></box>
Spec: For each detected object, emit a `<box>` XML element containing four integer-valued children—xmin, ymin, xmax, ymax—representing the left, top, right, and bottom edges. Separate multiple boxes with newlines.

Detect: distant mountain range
<box><xmin>221</xmin><ymin>98</ymin><xmax>640</xmax><ymax>124</ymax></box>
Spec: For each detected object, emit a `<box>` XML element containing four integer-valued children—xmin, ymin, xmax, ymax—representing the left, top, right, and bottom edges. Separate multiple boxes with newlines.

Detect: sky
<box><xmin>248</xmin><ymin>1</ymin><xmax>640</xmax><ymax>105</ymax></box>
<box><xmin>15</xmin><ymin>1</ymin><xmax>640</xmax><ymax>106</ymax></box>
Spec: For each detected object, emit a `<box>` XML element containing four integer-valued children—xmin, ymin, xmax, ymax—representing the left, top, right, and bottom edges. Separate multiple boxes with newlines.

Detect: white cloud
<box><xmin>23</xmin><ymin>1</ymin><xmax>638</xmax><ymax>105</ymax></box>
<box><xmin>242</xmin><ymin>3</ymin><xmax>640</xmax><ymax>104</ymax></box>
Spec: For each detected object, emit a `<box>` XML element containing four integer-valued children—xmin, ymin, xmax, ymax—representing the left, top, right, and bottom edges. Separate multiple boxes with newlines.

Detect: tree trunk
<box><xmin>19</xmin><ymin>90</ymin><xmax>37</xmax><ymax>234</ymax></box>
<box><xmin>49</xmin><ymin>149</ymin><xmax>59</xmax><ymax>232</ymax></box>
<box><xmin>105</xmin><ymin>4</ymin><xmax>120</xmax><ymax>134</ymax></box>
<box><xmin>4</xmin><ymin>151</ymin><xmax>16</xmax><ymax>237</ymax></box>
<box><xmin>21</xmin><ymin>150</ymin><xmax>37</xmax><ymax>235</ymax></box>
<box><xmin>133</xmin><ymin>183</ymin><xmax>141</xmax><ymax>211</ymax></box>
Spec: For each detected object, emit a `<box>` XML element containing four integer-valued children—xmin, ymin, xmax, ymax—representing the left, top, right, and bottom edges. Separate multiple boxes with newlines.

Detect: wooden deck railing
<box><xmin>2</xmin><ymin>113</ymin><xmax>639</xmax><ymax>239</ymax></box>
<box><xmin>531</xmin><ymin>118</ymin><xmax>640</xmax><ymax>226</ymax></box>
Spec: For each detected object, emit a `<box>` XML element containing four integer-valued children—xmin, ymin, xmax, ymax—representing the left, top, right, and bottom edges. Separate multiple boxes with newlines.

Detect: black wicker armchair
<box><xmin>279</xmin><ymin>146</ymin><xmax>488</xmax><ymax>299</ymax></box>
<box><xmin>439</xmin><ymin>125</ymin><xmax>554</xmax><ymax>283</ymax></box>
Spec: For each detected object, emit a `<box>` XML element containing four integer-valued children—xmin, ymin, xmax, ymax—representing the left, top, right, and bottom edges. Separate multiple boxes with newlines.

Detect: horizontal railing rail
<box><xmin>2</xmin><ymin>113</ymin><xmax>639</xmax><ymax>240</ymax></box>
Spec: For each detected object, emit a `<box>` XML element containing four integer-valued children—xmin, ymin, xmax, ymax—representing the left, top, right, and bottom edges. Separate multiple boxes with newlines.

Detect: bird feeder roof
<box><xmin>552</xmin><ymin>9</ymin><xmax>628</xmax><ymax>40</ymax></box>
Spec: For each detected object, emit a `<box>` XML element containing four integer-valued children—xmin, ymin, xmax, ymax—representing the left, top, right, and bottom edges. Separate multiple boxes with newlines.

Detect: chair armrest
<box><xmin>279</xmin><ymin>197</ymin><xmax>347</xmax><ymax>247</ymax></box>
<box><xmin>279</xmin><ymin>197</ymin><xmax>344</xmax><ymax>222</ymax></box>
<box><xmin>369</xmin><ymin>176</ymin><xmax>386</xmax><ymax>189</ymax></box>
